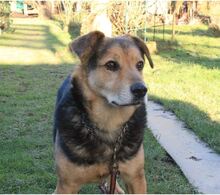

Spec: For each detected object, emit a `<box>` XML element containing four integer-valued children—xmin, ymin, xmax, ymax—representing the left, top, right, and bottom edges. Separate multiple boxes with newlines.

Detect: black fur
<box><xmin>54</xmin><ymin>76</ymin><xmax>146</xmax><ymax>165</ymax></box>
<box><xmin>88</xmin><ymin>38</ymin><xmax>143</xmax><ymax>72</ymax></box>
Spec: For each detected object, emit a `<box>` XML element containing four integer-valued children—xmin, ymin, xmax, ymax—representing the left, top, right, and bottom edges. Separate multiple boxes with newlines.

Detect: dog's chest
<box><xmin>56</xmin><ymin>97</ymin><xmax>146</xmax><ymax>165</ymax></box>
<box><xmin>58</xmin><ymin>120</ymin><xmax>144</xmax><ymax>166</ymax></box>
<box><xmin>63</xmin><ymin>123</ymin><xmax>118</xmax><ymax>163</ymax></box>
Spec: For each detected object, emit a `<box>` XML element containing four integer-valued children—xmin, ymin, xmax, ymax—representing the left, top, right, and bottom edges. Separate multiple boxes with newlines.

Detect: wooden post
<box><xmin>172</xmin><ymin>8</ymin><xmax>176</xmax><ymax>40</ymax></box>
<box><xmin>50</xmin><ymin>0</ymin><xmax>54</xmax><ymax>14</ymax></box>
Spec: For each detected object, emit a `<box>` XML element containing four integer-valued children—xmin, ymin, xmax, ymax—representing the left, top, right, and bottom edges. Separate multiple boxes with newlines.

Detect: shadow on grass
<box><xmin>0</xmin><ymin>63</ymin><xmax>73</xmax><ymax>193</ymax></box>
<box><xmin>154</xmin><ymin>38</ymin><xmax>220</xmax><ymax>70</ymax></box>
<box><xmin>68</xmin><ymin>21</ymin><xmax>81</xmax><ymax>40</ymax></box>
<box><xmin>149</xmin><ymin>95</ymin><xmax>220</xmax><ymax>154</ymax></box>
<box><xmin>51</xmin><ymin>17</ymin><xmax>81</xmax><ymax>40</ymax></box>
<box><xmin>138</xmin><ymin>26</ymin><xmax>220</xmax><ymax>69</ymax></box>
<box><xmin>0</xmin><ymin>19</ymin><xmax>199</xmax><ymax>193</ymax></box>
<box><xmin>0</xmin><ymin>23</ymin><xmax>65</xmax><ymax>53</ymax></box>
<box><xmin>0</xmin><ymin>63</ymin><xmax>196</xmax><ymax>193</ymax></box>
<box><xmin>145</xmin><ymin>26</ymin><xmax>219</xmax><ymax>39</ymax></box>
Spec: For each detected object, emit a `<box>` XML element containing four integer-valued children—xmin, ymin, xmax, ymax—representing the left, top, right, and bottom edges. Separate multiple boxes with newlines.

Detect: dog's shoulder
<box><xmin>55</xmin><ymin>75</ymin><xmax>79</xmax><ymax>108</ymax></box>
<box><xmin>56</xmin><ymin>75</ymin><xmax>72</xmax><ymax>106</ymax></box>
<box><xmin>53</xmin><ymin>76</ymin><xmax>147</xmax><ymax>165</ymax></box>
<box><xmin>53</xmin><ymin>75</ymin><xmax>83</xmax><ymax>142</ymax></box>
<box><xmin>117</xmin><ymin>103</ymin><xmax>146</xmax><ymax>161</ymax></box>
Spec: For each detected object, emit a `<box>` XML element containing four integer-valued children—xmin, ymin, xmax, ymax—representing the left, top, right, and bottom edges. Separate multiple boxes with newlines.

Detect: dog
<box><xmin>53</xmin><ymin>31</ymin><xmax>154</xmax><ymax>194</ymax></box>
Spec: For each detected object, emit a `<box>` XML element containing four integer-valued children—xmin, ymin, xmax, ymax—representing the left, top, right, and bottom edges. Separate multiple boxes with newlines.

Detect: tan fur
<box><xmin>86</xmin><ymin>43</ymin><xmax>144</xmax><ymax>99</ymax></box>
<box><xmin>120</xmin><ymin>144</ymin><xmax>146</xmax><ymax>193</ymax></box>
<box><xmin>72</xmin><ymin>66</ymin><xmax>136</xmax><ymax>134</ymax></box>
<box><xmin>69</xmin><ymin>31</ymin><xmax>105</xmax><ymax>65</ymax></box>
<box><xmin>72</xmin><ymin>45</ymin><xmax>143</xmax><ymax>134</ymax></box>
<box><xmin>55</xmin><ymin>32</ymin><xmax>152</xmax><ymax>193</ymax></box>
<box><xmin>80</xmin><ymin>45</ymin><xmax>144</xmax><ymax>132</ymax></box>
<box><xmin>55</xmin><ymin>135</ymin><xmax>109</xmax><ymax>194</ymax></box>
<box><xmin>129</xmin><ymin>35</ymin><xmax>154</xmax><ymax>68</ymax></box>
<box><xmin>85</xmin><ymin>46</ymin><xmax>144</xmax><ymax>133</ymax></box>
<box><xmin>55</xmin><ymin>134</ymin><xmax>146</xmax><ymax>194</ymax></box>
<box><xmin>98</xmin><ymin>45</ymin><xmax>144</xmax><ymax>82</ymax></box>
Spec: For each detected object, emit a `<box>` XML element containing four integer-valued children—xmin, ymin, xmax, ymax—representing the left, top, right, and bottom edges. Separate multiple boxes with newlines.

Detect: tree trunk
<box><xmin>172</xmin><ymin>9</ymin><xmax>176</xmax><ymax>40</ymax></box>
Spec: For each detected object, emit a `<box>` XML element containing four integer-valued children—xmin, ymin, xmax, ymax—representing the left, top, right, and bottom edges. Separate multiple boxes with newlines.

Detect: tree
<box><xmin>171</xmin><ymin>0</ymin><xmax>183</xmax><ymax>40</ymax></box>
<box><xmin>57</xmin><ymin>0</ymin><xmax>74</xmax><ymax>32</ymax></box>
<box><xmin>0</xmin><ymin>1</ymin><xmax>11</xmax><ymax>34</ymax></box>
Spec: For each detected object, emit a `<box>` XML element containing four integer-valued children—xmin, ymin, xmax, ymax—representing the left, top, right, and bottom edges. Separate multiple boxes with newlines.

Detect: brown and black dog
<box><xmin>53</xmin><ymin>31</ymin><xmax>154</xmax><ymax>193</ymax></box>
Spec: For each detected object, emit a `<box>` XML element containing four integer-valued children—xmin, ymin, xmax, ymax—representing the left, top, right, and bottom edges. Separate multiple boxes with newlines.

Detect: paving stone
<box><xmin>147</xmin><ymin>100</ymin><xmax>220</xmax><ymax>193</ymax></box>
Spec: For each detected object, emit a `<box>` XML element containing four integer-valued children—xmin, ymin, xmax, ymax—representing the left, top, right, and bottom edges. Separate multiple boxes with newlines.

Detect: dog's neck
<box><xmin>86</xmin><ymin>96</ymin><xmax>136</xmax><ymax>131</ymax></box>
<box><xmin>72</xmin><ymin>67</ymin><xmax>136</xmax><ymax>133</ymax></box>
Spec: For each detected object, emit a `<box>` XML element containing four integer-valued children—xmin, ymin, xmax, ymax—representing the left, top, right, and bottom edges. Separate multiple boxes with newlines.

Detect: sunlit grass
<box><xmin>0</xmin><ymin>18</ymin><xmax>196</xmax><ymax>193</ymax></box>
<box><xmin>144</xmin><ymin>24</ymin><xmax>220</xmax><ymax>153</ymax></box>
<box><xmin>0</xmin><ymin>18</ymin><xmax>73</xmax><ymax>65</ymax></box>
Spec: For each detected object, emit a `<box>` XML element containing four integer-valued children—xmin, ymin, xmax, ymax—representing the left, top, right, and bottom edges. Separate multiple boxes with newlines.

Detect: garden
<box><xmin>0</xmin><ymin>0</ymin><xmax>219</xmax><ymax>193</ymax></box>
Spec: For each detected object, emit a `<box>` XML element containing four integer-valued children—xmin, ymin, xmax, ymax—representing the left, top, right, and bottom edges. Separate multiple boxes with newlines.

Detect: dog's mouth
<box><xmin>111</xmin><ymin>101</ymin><xmax>141</xmax><ymax>107</ymax></box>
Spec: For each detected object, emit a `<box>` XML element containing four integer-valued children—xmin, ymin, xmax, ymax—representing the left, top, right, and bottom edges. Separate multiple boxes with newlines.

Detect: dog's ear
<box><xmin>130</xmin><ymin>36</ymin><xmax>154</xmax><ymax>68</ymax></box>
<box><xmin>69</xmin><ymin>31</ymin><xmax>105</xmax><ymax>64</ymax></box>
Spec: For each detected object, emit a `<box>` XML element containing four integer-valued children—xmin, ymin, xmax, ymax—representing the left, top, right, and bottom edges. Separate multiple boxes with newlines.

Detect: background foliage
<box><xmin>0</xmin><ymin>2</ymin><xmax>12</xmax><ymax>33</ymax></box>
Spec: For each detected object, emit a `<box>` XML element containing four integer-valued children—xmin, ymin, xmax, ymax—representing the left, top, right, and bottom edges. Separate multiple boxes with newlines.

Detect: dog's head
<box><xmin>69</xmin><ymin>31</ymin><xmax>154</xmax><ymax>107</ymax></box>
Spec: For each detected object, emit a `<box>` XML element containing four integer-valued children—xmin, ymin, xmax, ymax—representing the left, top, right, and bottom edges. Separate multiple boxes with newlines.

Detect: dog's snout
<box><xmin>130</xmin><ymin>82</ymin><xmax>147</xmax><ymax>99</ymax></box>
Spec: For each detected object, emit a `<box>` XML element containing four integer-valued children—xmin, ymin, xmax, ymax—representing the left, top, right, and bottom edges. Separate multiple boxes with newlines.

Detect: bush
<box><xmin>0</xmin><ymin>2</ymin><xmax>12</xmax><ymax>33</ymax></box>
<box><xmin>208</xmin><ymin>23</ymin><xmax>220</xmax><ymax>37</ymax></box>
<box><xmin>79</xmin><ymin>1</ymin><xmax>148</xmax><ymax>36</ymax></box>
<box><xmin>108</xmin><ymin>1</ymin><xmax>146</xmax><ymax>35</ymax></box>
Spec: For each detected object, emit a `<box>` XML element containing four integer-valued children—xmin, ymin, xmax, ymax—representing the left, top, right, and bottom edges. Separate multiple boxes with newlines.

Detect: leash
<box><xmin>81</xmin><ymin>114</ymin><xmax>128</xmax><ymax>194</ymax></box>
<box><xmin>99</xmin><ymin>123</ymin><xmax>128</xmax><ymax>194</ymax></box>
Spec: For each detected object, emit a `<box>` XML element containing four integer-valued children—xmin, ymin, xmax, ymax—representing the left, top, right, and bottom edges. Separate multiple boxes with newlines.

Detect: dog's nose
<box><xmin>130</xmin><ymin>82</ymin><xmax>147</xmax><ymax>99</ymax></box>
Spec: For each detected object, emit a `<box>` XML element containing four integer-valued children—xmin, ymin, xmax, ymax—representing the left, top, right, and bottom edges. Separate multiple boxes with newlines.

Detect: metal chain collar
<box><xmin>81</xmin><ymin>113</ymin><xmax>129</xmax><ymax>193</ymax></box>
<box><xmin>99</xmin><ymin>123</ymin><xmax>129</xmax><ymax>194</ymax></box>
<box><xmin>111</xmin><ymin>123</ymin><xmax>128</xmax><ymax>173</ymax></box>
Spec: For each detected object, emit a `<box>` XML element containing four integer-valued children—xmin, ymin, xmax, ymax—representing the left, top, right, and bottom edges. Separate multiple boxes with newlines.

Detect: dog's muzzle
<box><xmin>130</xmin><ymin>82</ymin><xmax>147</xmax><ymax>99</ymax></box>
<box><xmin>110</xmin><ymin>82</ymin><xmax>147</xmax><ymax>107</ymax></box>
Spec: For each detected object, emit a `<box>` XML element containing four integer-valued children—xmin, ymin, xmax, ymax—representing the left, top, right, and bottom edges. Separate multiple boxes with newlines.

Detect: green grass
<box><xmin>144</xmin><ymin>24</ymin><xmax>220</xmax><ymax>153</ymax></box>
<box><xmin>0</xmin><ymin>18</ymin><xmax>196</xmax><ymax>193</ymax></box>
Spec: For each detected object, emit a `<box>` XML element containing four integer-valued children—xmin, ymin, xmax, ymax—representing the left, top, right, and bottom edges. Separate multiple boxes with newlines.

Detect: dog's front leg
<box><xmin>119</xmin><ymin>144</ymin><xmax>147</xmax><ymax>194</ymax></box>
<box><xmin>122</xmin><ymin>167</ymin><xmax>146</xmax><ymax>193</ymax></box>
<box><xmin>54</xmin><ymin>179</ymin><xmax>81</xmax><ymax>194</ymax></box>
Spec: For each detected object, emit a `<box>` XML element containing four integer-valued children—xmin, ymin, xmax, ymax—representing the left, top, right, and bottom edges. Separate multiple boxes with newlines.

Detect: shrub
<box><xmin>208</xmin><ymin>23</ymin><xmax>220</xmax><ymax>37</ymax></box>
<box><xmin>0</xmin><ymin>2</ymin><xmax>11</xmax><ymax>33</ymax></box>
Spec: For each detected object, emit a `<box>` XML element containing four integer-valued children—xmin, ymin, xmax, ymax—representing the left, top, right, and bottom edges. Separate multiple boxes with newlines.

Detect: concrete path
<box><xmin>147</xmin><ymin>100</ymin><xmax>220</xmax><ymax>194</ymax></box>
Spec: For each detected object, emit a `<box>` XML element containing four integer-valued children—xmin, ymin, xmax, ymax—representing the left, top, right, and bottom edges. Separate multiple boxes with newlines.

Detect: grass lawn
<box><xmin>144</xmin><ymin>25</ymin><xmax>220</xmax><ymax>153</ymax></box>
<box><xmin>0</xmin><ymin>18</ymin><xmax>195</xmax><ymax>193</ymax></box>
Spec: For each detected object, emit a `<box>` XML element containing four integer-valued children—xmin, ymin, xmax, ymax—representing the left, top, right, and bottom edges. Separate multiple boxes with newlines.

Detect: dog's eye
<box><xmin>104</xmin><ymin>61</ymin><xmax>120</xmax><ymax>71</ymax></box>
<box><xmin>136</xmin><ymin>61</ymin><xmax>144</xmax><ymax>71</ymax></box>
